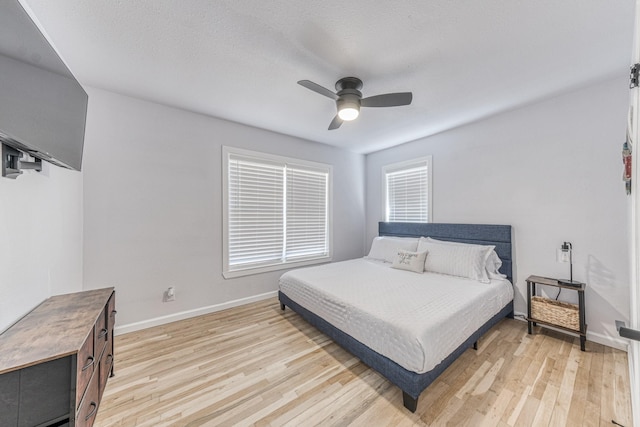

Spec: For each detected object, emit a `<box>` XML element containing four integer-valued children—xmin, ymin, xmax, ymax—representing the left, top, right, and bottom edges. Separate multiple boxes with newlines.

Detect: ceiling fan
<box><xmin>297</xmin><ymin>77</ymin><xmax>413</xmax><ymax>130</ymax></box>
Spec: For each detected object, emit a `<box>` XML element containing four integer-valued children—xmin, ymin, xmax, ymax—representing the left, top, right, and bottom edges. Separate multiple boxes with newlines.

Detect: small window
<box><xmin>223</xmin><ymin>147</ymin><xmax>332</xmax><ymax>278</ymax></box>
<box><xmin>383</xmin><ymin>156</ymin><xmax>432</xmax><ymax>223</ymax></box>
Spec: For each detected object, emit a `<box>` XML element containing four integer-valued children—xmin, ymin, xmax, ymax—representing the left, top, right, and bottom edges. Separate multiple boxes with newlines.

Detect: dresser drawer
<box><xmin>99</xmin><ymin>346</ymin><xmax>114</xmax><ymax>400</ymax></box>
<box><xmin>76</xmin><ymin>368</ymin><xmax>100</xmax><ymax>427</ymax></box>
<box><xmin>95</xmin><ymin>307</ymin><xmax>108</xmax><ymax>359</ymax></box>
<box><xmin>107</xmin><ymin>292</ymin><xmax>116</xmax><ymax>331</ymax></box>
<box><xmin>76</xmin><ymin>329</ymin><xmax>95</xmax><ymax>408</ymax></box>
<box><xmin>19</xmin><ymin>357</ymin><xmax>71</xmax><ymax>427</ymax></box>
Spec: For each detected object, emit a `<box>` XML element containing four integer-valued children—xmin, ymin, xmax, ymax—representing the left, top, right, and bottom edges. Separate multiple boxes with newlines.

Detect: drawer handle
<box><xmin>82</xmin><ymin>356</ymin><xmax>95</xmax><ymax>371</ymax></box>
<box><xmin>112</xmin><ymin>310</ymin><xmax>117</xmax><ymax>315</ymax></box>
<box><xmin>98</xmin><ymin>328</ymin><xmax>108</xmax><ymax>339</ymax></box>
<box><xmin>85</xmin><ymin>402</ymin><xmax>98</xmax><ymax>421</ymax></box>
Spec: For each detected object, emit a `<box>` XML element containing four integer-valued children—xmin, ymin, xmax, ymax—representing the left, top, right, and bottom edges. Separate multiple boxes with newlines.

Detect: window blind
<box><xmin>385</xmin><ymin>163</ymin><xmax>429</xmax><ymax>223</ymax></box>
<box><xmin>228</xmin><ymin>156</ymin><xmax>284</xmax><ymax>267</ymax></box>
<box><xmin>225</xmin><ymin>149</ymin><xmax>330</xmax><ymax>275</ymax></box>
<box><xmin>286</xmin><ymin>167</ymin><xmax>329</xmax><ymax>259</ymax></box>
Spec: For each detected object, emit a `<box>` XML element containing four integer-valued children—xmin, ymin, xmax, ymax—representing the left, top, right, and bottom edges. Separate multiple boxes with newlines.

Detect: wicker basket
<box><xmin>530</xmin><ymin>296</ymin><xmax>579</xmax><ymax>331</ymax></box>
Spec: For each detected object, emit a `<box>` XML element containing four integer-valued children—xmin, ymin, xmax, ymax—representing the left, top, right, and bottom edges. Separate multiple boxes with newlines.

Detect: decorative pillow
<box><xmin>367</xmin><ymin>236</ymin><xmax>419</xmax><ymax>263</ymax></box>
<box><xmin>391</xmin><ymin>249</ymin><xmax>428</xmax><ymax>273</ymax></box>
<box><xmin>417</xmin><ymin>237</ymin><xmax>494</xmax><ymax>283</ymax></box>
<box><xmin>424</xmin><ymin>237</ymin><xmax>504</xmax><ymax>278</ymax></box>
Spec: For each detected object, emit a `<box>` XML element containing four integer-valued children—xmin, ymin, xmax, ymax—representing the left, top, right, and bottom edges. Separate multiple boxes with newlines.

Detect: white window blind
<box><xmin>224</xmin><ymin>147</ymin><xmax>331</xmax><ymax>277</ymax></box>
<box><xmin>384</xmin><ymin>157</ymin><xmax>432</xmax><ymax>223</ymax></box>
<box><xmin>228</xmin><ymin>156</ymin><xmax>284</xmax><ymax>267</ymax></box>
<box><xmin>286</xmin><ymin>167</ymin><xmax>329</xmax><ymax>259</ymax></box>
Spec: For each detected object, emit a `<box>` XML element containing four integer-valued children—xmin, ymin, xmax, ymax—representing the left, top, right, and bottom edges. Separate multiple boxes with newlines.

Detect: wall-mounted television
<box><xmin>0</xmin><ymin>0</ymin><xmax>88</xmax><ymax>174</ymax></box>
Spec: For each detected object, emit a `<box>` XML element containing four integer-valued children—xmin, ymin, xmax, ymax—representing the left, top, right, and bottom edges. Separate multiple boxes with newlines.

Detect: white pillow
<box><xmin>391</xmin><ymin>249</ymin><xmax>428</xmax><ymax>273</ymax></box>
<box><xmin>486</xmin><ymin>250</ymin><xmax>506</xmax><ymax>279</ymax></box>
<box><xmin>417</xmin><ymin>237</ymin><xmax>494</xmax><ymax>283</ymax></box>
<box><xmin>367</xmin><ymin>236</ymin><xmax>419</xmax><ymax>263</ymax></box>
<box><xmin>424</xmin><ymin>237</ymin><xmax>505</xmax><ymax>278</ymax></box>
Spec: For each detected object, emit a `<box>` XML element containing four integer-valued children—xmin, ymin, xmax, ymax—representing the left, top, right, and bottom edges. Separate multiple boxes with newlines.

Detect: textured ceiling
<box><xmin>21</xmin><ymin>0</ymin><xmax>635</xmax><ymax>153</ymax></box>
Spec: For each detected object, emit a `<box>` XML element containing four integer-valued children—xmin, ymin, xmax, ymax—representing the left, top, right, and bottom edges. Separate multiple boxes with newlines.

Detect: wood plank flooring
<box><xmin>94</xmin><ymin>299</ymin><xmax>632</xmax><ymax>426</ymax></box>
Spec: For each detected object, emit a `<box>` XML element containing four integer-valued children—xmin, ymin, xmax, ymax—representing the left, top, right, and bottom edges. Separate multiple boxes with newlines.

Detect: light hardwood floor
<box><xmin>94</xmin><ymin>299</ymin><xmax>632</xmax><ymax>426</ymax></box>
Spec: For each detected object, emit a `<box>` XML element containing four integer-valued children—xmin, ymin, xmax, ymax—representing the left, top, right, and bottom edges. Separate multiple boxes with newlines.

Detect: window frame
<box><xmin>382</xmin><ymin>156</ymin><xmax>433</xmax><ymax>223</ymax></box>
<box><xmin>222</xmin><ymin>146</ymin><xmax>333</xmax><ymax>278</ymax></box>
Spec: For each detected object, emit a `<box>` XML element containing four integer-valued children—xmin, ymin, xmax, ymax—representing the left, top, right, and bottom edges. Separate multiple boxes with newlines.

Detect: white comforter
<box><xmin>279</xmin><ymin>258</ymin><xmax>513</xmax><ymax>374</ymax></box>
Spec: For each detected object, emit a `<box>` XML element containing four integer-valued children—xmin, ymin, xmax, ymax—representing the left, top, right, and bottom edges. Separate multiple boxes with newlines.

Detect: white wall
<box><xmin>82</xmin><ymin>87</ymin><xmax>365</xmax><ymax>330</ymax></box>
<box><xmin>0</xmin><ymin>162</ymin><xmax>83</xmax><ymax>332</ymax></box>
<box><xmin>366</xmin><ymin>77</ymin><xmax>630</xmax><ymax>349</ymax></box>
<box><xmin>2</xmin><ymin>77</ymin><xmax>628</xmax><ymax>350</ymax></box>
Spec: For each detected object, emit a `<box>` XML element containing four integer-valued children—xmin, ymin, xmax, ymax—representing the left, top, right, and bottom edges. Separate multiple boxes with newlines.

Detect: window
<box><xmin>383</xmin><ymin>156</ymin><xmax>432</xmax><ymax>223</ymax></box>
<box><xmin>223</xmin><ymin>147</ymin><xmax>332</xmax><ymax>278</ymax></box>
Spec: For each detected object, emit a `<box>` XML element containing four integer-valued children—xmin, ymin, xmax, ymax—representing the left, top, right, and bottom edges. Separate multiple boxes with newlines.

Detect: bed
<box><xmin>278</xmin><ymin>222</ymin><xmax>514</xmax><ymax>412</ymax></box>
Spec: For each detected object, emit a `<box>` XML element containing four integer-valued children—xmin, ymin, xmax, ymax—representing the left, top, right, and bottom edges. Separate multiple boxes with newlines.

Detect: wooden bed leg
<box><xmin>473</xmin><ymin>341</ymin><xmax>478</xmax><ymax>350</ymax></box>
<box><xmin>280</xmin><ymin>303</ymin><xmax>285</xmax><ymax>311</ymax></box>
<box><xmin>402</xmin><ymin>391</ymin><xmax>418</xmax><ymax>413</ymax></box>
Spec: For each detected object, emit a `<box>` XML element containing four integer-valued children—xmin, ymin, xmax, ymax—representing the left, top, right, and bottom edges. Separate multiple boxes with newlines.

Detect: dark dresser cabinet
<box><xmin>0</xmin><ymin>288</ymin><xmax>116</xmax><ymax>427</ymax></box>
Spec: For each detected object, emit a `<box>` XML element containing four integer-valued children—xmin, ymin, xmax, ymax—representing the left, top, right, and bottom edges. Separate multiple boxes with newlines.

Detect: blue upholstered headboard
<box><xmin>378</xmin><ymin>222</ymin><xmax>513</xmax><ymax>283</ymax></box>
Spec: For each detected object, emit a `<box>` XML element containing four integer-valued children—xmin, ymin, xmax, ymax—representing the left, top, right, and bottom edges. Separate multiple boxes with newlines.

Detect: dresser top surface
<box><xmin>0</xmin><ymin>287</ymin><xmax>114</xmax><ymax>374</ymax></box>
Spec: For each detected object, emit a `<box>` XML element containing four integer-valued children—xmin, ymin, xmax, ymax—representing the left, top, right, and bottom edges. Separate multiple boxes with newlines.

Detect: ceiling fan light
<box><xmin>338</xmin><ymin>104</ymin><xmax>359</xmax><ymax>121</ymax></box>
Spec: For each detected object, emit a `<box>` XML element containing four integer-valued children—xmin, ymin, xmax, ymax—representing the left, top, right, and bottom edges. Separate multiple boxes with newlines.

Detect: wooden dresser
<box><xmin>0</xmin><ymin>288</ymin><xmax>116</xmax><ymax>427</ymax></box>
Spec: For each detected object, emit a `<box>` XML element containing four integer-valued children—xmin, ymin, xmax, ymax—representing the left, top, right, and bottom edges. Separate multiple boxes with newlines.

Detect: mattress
<box><xmin>279</xmin><ymin>258</ymin><xmax>513</xmax><ymax>374</ymax></box>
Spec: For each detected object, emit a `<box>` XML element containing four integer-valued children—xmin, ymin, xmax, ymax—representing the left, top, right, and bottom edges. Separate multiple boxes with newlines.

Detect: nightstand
<box><xmin>525</xmin><ymin>275</ymin><xmax>587</xmax><ymax>351</ymax></box>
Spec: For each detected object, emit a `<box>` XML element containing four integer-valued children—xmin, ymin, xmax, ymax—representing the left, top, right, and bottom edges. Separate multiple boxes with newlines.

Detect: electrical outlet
<box><xmin>163</xmin><ymin>286</ymin><xmax>176</xmax><ymax>302</ymax></box>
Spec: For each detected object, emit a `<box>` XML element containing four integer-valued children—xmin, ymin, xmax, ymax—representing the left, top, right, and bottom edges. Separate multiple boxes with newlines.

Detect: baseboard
<box><xmin>587</xmin><ymin>331</ymin><xmax>628</xmax><ymax>351</ymax></box>
<box><xmin>513</xmin><ymin>311</ymin><xmax>628</xmax><ymax>351</ymax></box>
<box><xmin>114</xmin><ymin>291</ymin><xmax>278</xmax><ymax>335</ymax></box>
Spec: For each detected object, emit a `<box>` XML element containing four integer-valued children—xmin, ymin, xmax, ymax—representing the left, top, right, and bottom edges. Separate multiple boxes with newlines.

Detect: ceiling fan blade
<box><xmin>361</xmin><ymin>92</ymin><xmax>413</xmax><ymax>107</ymax></box>
<box><xmin>328</xmin><ymin>115</ymin><xmax>343</xmax><ymax>130</ymax></box>
<box><xmin>298</xmin><ymin>80</ymin><xmax>339</xmax><ymax>100</ymax></box>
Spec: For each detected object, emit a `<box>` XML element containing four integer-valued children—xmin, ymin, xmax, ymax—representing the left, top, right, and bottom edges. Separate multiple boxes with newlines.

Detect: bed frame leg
<box><xmin>402</xmin><ymin>391</ymin><xmax>418</xmax><ymax>413</ymax></box>
<box><xmin>473</xmin><ymin>341</ymin><xmax>478</xmax><ymax>350</ymax></box>
<box><xmin>280</xmin><ymin>303</ymin><xmax>285</xmax><ymax>311</ymax></box>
